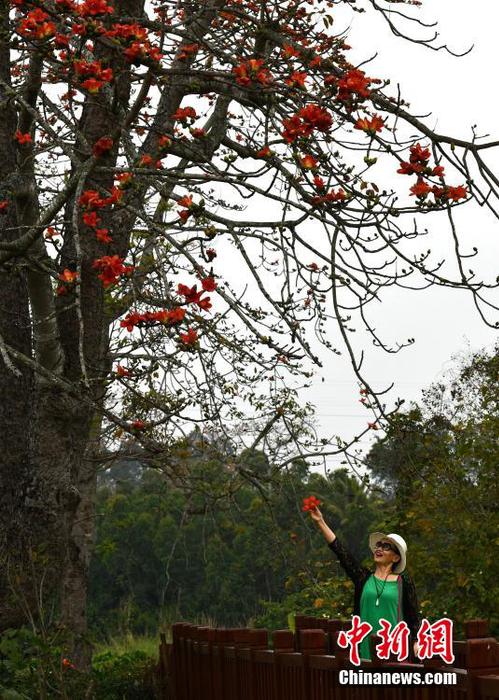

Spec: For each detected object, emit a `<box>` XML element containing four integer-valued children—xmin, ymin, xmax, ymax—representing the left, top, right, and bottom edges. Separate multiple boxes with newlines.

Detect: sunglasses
<box><xmin>374</xmin><ymin>541</ymin><xmax>398</xmax><ymax>553</ymax></box>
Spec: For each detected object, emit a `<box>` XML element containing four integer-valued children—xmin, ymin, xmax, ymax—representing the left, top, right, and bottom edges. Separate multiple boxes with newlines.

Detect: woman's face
<box><xmin>373</xmin><ymin>540</ymin><xmax>400</xmax><ymax>569</ymax></box>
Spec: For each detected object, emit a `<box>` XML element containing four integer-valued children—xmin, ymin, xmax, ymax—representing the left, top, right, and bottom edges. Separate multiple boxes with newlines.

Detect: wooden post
<box><xmin>158</xmin><ymin>632</ymin><xmax>171</xmax><ymax>700</ymax></box>
<box><xmin>272</xmin><ymin>629</ymin><xmax>295</xmax><ymax>653</ymax></box>
<box><xmin>299</xmin><ymin>629</ymin><xmax>328</xmax><ymax>657</ymax></box>
<box><xmin>276</xmin><ymin>652</ymin><xmax>309</xmax><ymax>700</ymax></box>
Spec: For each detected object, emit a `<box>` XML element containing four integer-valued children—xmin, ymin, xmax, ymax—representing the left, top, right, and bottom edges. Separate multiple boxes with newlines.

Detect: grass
<box><xmin>93</xmin><ymin>632</ymin><xmax>161</xmax><ymax>658</ymax></box>
<box><xmin>91</xmin><ymin>612</ymin><xmax>228</xmax><ymax>659</ymax></box>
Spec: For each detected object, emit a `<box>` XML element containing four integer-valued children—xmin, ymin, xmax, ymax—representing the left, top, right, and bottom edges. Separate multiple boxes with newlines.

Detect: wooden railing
<box><xmin>157</xmin><ymin>617</ymin><xmax>499</xmax><ymax>700</ymax></box>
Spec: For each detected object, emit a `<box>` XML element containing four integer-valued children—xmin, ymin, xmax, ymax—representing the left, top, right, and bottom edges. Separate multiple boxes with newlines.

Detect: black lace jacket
<box><xmin>328</xmin><ymin>537</ymin><xmax>421</xmax><ymax>643</ymax></box>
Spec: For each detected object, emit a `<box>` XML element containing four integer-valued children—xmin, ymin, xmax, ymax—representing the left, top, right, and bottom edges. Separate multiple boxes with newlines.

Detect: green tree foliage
<box><xmin>89</xmin><ymin>450</ymin><xmax>385</xmax><ymax>636</ymax></box>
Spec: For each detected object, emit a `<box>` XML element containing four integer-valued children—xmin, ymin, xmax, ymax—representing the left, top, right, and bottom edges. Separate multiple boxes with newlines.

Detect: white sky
<box><xmin>299</xmin><ymin>0</ymin><xmax>499</xmax><ymax>471</ymax></box>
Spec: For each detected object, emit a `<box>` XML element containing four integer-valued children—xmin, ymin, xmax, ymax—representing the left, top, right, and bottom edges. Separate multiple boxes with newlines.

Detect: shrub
<box><xmin>0</xmin><ymin>627</ymin><xmax>159</xmax><ymax>699</ymax></box>
<box><xmin>92</xmin><ymin>649</ymin><xmax>157</xmax><ymax>699</ymax></box>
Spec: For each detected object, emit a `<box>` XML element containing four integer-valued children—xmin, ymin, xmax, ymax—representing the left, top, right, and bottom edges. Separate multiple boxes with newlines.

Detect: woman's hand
<box><xmin>308</xmin><ymin>506</ymin><xmax>324</xmax><ymax>523</ymax></box>
<box><xmin>307</xmin><ymin>505</ymin><xmax>336</xmax><ymax>543</ymax></box>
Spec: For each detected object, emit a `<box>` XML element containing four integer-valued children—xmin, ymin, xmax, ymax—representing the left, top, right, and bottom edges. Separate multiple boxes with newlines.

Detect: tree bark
<box><xmin>60</xmin><ymin>414</ymin><xmax>103</xmax><ymax>669</ymax></box>
<box><xmin>0</xmin><ymin>0</ymin><xmax>35</xmax><ymax>628</ymax></box>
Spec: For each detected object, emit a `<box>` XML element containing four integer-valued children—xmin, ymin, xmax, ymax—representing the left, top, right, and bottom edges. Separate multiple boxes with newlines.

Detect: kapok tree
<box><xmin>1</xmin><ymin>0</ymin><xmax>497</xmax><ymax>664</ymax></box>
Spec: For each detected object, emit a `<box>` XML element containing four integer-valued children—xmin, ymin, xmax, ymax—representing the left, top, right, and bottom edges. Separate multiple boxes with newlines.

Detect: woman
<box><xmin>308</xmin><ymin>505</ymin><xmax>420</xmax><ymax>661</ymax></box>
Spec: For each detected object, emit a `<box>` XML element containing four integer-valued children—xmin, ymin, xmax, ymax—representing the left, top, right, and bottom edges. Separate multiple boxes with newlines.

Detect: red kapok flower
<box><xmin>354</xmin><ymin>115</ymin><xmax>384</xmax><ymax>135</ymax></box>
<box><xmin>58</xmin><ymin>268</ymin><xmax>79</xmax><ymax>283</ymax></box>
<box><xmin>116</xmin><ymin>364</ymin><xmax>130</xmax><ymax>376</ymax></box>
<box><xmin>201</xmin><ymin>276</ymin><xmax>217</xmax><ymax>292</ymax></box>
<box><xmin>177</xmin><ymin>195</ymin><xmax>193</xmax><ymax>208</ymax></box>
<box><xmin>81</xmin><ymin>78</ymin><xmax>103</xmax><ymax>94</ymax></box>
<box><xmin>444</xmin><ymin>184</ymin><xmax>468</xmax><ymax>202</ymax></box>
<box><xmin>197</xmin><ymin>296</ymin><xmax>212</xmax><ymax>311</ymax></box>
<box><xmin>397</xmin><ymin>161</ymin><xmax>424</xmax><ymax>176</ymax></box>
<box><xmin>179</xmin><ymin>327</ymin><xmax>198</xmax><ymax>346</ymax></box>
<box><xmin>56</xmin><ymin>268</ymin><xmax>78</xmax><ymax>295</ymax></box>
<box><xmin>83</xmin><ymin>210</ymin><xmax>101</xmax><ymax>227</ymax></box>
<box><xmin>302</xmin><ymin>495</ymin><xmax>321</xmax><ymax>512</ymax></box>
<box><xmin>74</xmin><ymin>59</ymin><xmax>113</xmax><ymax>81</ymax></box>
<box><xmin>281</xmin><ymin>43</ymin><xmax>300</xmax><ymax>59</ymax></box>
<box><xmin>104</xmin><ymin>22</ymin><xmax>147</xmax><ymax>41</ymax></box>
<box><xmin>409</xmin><ymin>178</ymin><xmax>432</xmax><ymax>198</ymax></box>
<box><xmin>191</xmin><ymin>128</ymin><xmax>206</xmax><ymax>139</ymax></box>
<box><xmin>119</xmin><ymin>310</ymin><xmax>170</xmax><ymax>332</ymax></box>
<box><xmin>311</xmin><ymin>188</ymin><xmax>346</xmax><ymax>206</ymax></box>
<box><xmin>281</xmin><ymin>115</ymin><xmax>307</xmax><ymax>144</ymax></box>
<box><xmin>285</xmin><ymin>71</ymin><xmax>307</xmax><ymax>89</ymax></box>
<box><xmin>79</xmin><ymin>190</ymin><xmax>103</xmax><ymax>209</ymax></box>
<box><xmin>409</xmin><ymin>143</ymin><xmax>431</xmax><ymax>164</ymax></box>
<box><xmin>55</xmin><ymin>33</ymin><xmax>70</xmax><ymax>47</ymax></box>
<box><xmin>257</xmin><ymin>145</ymin><xmax>273</xmax><ymax>158</ymax></box>
<box><xmin>178</xmin><ymin>194</ymin><xmax>194</xmax><ymax>223</ymax></box>
<box><xmin>92</xmin><ymin>136</ymin><xmax>113</xmax><ymax>157</ymax></box>
<box><xmin>177</xmin><ymin>42</ymin><xmax>199</xmax><ymax>61</ymax></box>
<box><xmin>119</xmin><ymin>311</ymin><xmax>143</xmax><ymax>332</ymax></box>
<box><xmin>95</xmin><ymin>228</ymin><xmax>112</xmax><ymax>243</ymax></box>
<box><xmin>300</xmin><ymin>154</ymin><xmax>318</xmax><ymax>170</ymax></box>
<box><xmin>122</xmin><ymin>41</ymin><xmax>145</xmax><ymax>63</ymax></box>
<box><xmin>172</xmin><ymin>106</ymin><xmax>197</xmax><ymax>123</ymax></box>
<box><xmin>178</xmin><ymin>209</ymin><xmax>191</xmax><ymax>223</ymax></box>
<box><xmin>167</xmin><ymin>307</ymin><xmax>186</xmax><ymax>324</ymax></box>
<box><xmin>92</xmin><ymin>255</ymin><xmax>133</xmax><ymax>287</ymax></box>
<box><xmin>297</xmin><ymin>104</ymin><xmax>333</xmax><ymax>134</ymax></box>
<box><xmin>14</xmin><ymin>130</ymin><xmax>32</xmax><ymax>145</ymax></box>
<box><xmin>77</xmin><ymin>0</ymin><xmax>114</xmax><ymax>17</ymax></box>
<box><xmin>233</xmin><ymin>58</ymin><xmax>272</xmax><ymax>87</ymax></box>
<box><xmin>177</xmin><ymin>282</ymin><xmax>203</xmax><ymax>305</ymax></box>
<box><xmin>337</xmin><ymin>68</ymin><xmax>372</xmax><ymax>103</ymax></box>
<box><xmin>158</xmin><ymin>134</ymin><xmax>172</xmax><ymax>149</ymax></box>
<box><xmin>116</xmin><ymin>172</ymin><xmax>133</xmax><ymax>188</ymax></box>
<box><xmin>206</xmin><ymin>248</ymin><xmax>217</xmax><ymax>261</ymax></box>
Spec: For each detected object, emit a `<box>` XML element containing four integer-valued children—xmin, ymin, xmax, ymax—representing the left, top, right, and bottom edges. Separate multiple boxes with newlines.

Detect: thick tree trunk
<box><xmin>0</xmin><ymin>381</ymin><xmax>93</xmax><ymax>632</ymax></box>
<box><xmin>0</xmin><ymin>0</ymin><xmax>35</xmax><ymax>628</ymax></box>
<box><xmin>61</xmin><ymin>459</ymin><xmax>98</xmax><ymax>669</ymax></box>
<box><xmin>61</xmin><ymin>415</ymin><xmax>102</xmax><ymax>669</ymax></box>
<box><xmin>0</xmin><ymin>267</ymin><xmax>34</xmax><ymax>629</ymax></box>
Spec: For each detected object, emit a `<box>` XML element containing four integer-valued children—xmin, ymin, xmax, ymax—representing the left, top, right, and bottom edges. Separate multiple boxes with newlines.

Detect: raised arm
<box><xmin>309</xmin><ymin>505</ymin><xmax>336</xmax><ymax>544</ymax></box>
<box><xmin>308</xmin><ymin>506</ymin><xmax>368</xmax><ymax>585</ymax></box>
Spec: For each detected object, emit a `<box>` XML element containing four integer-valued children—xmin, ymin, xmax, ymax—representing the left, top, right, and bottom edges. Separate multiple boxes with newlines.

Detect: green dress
<box><xmin>359</xmin><ymin>575</ymin><xmax>399</xmax><ymax>661</ymax></box>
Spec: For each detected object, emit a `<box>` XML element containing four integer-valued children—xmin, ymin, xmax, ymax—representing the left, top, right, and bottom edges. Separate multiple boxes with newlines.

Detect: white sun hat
<box><xmin>369</xmin><ymin>532</ymin><xmax>407</xmax><ymax>574</ymax></box>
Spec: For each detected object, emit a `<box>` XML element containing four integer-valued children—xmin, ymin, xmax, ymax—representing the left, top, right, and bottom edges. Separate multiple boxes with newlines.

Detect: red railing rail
<box><xmin>158</xmin><ymin>617</ymin><xmax>499</xmax><ymax>700</ymax></box>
